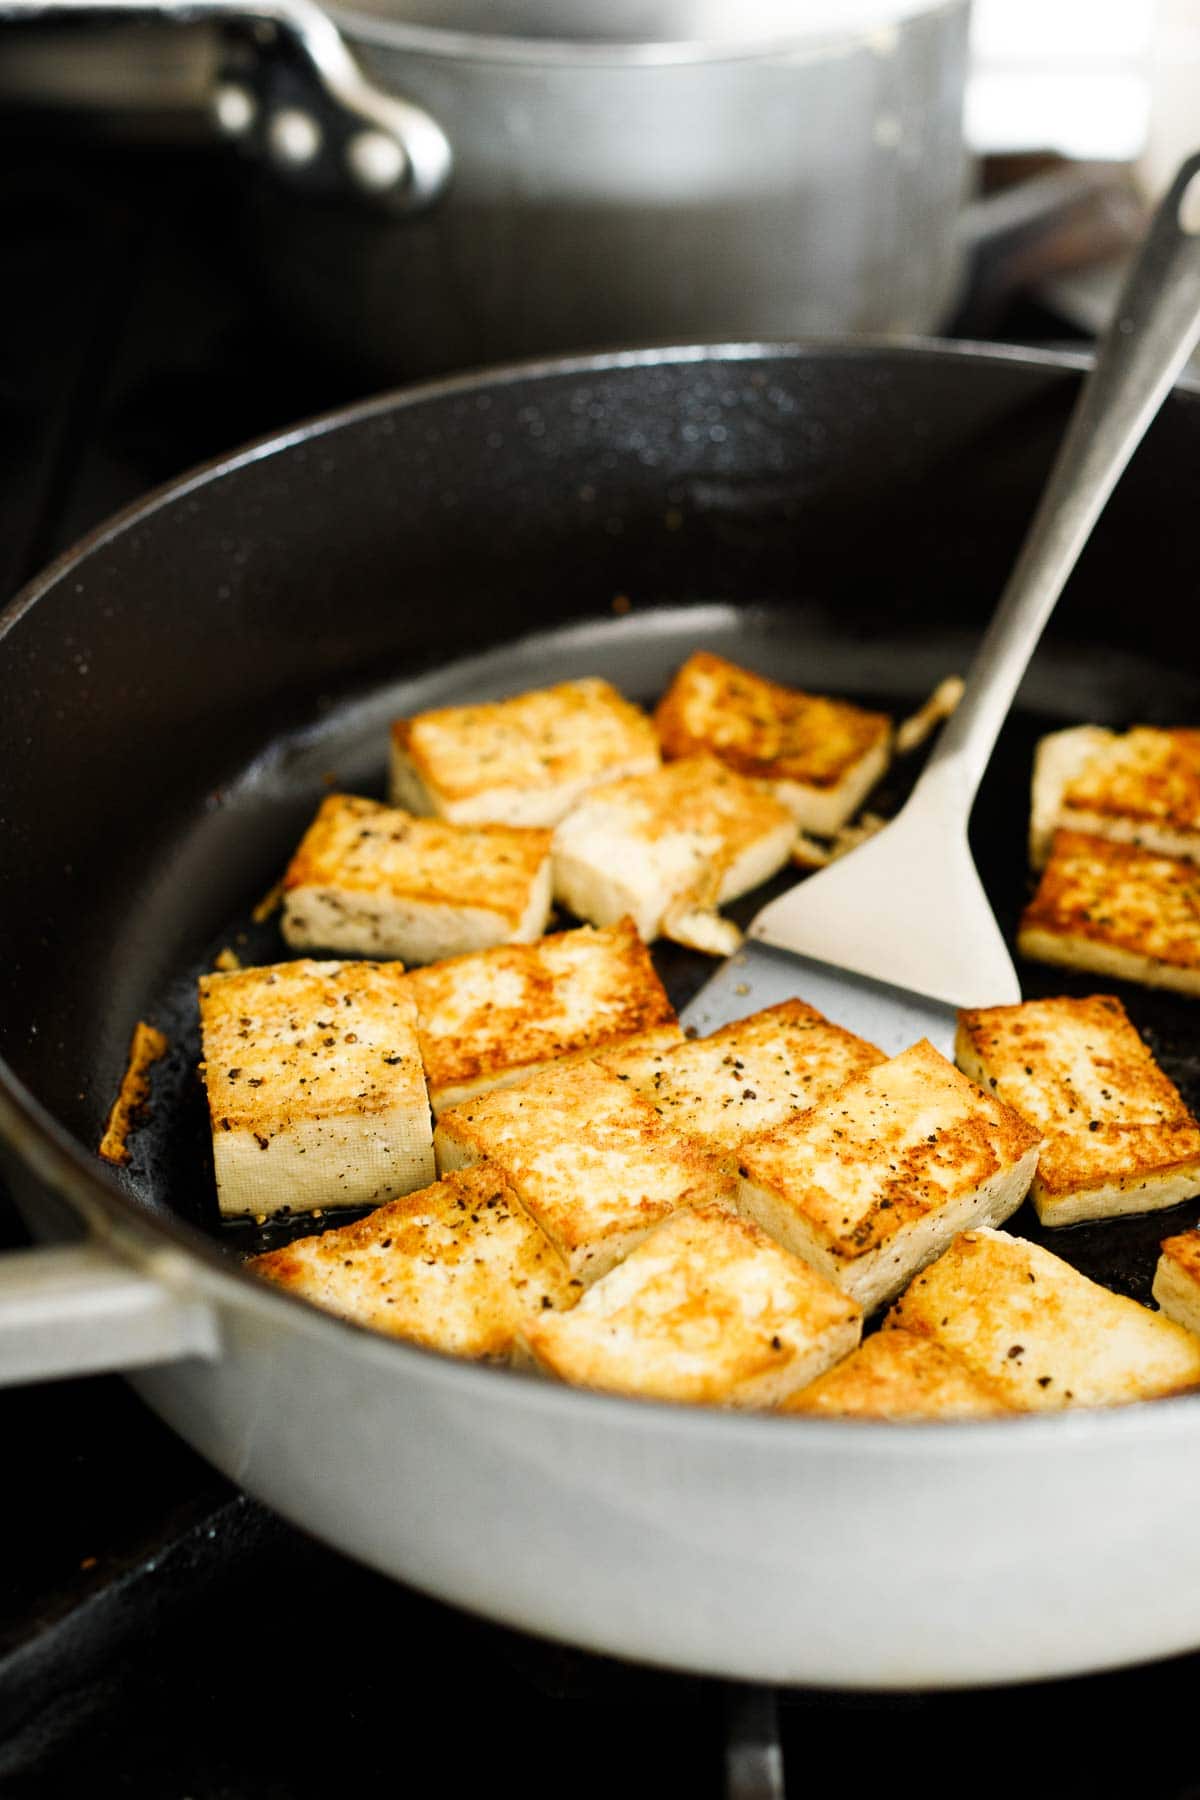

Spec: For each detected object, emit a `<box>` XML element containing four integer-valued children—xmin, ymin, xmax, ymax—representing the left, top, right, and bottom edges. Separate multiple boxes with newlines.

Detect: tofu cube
<box><xmin>434</xmin><ymin>1061</ymin><xmax>736</xmax><ymax>1285</ymax></box>
<box><xmin>623</xmin><ymin>998</ymin><xmax>885</xmax><ymax>1153</ymax></box>
<box><xmin>520</xmin><ymin>1201</ymin><xmax>863</xmax><ymax>1407</ymax></box>
<box><xmin>1018</xmin><ymin>829</ymin><xmax>1200</xmax><ymax>997</ymax></box>
<box><xmin>281</xmin><ymin>793</ymin><xmax>552</xmax><ymax>964</ymax></box>
<box><xmin>247</xmin><ymin>1162</ymin><xmax>577</xmax><ymax>1359</ymax></box>
<box><xmin>956</xmin><ymin>994</ymin><xmax>1200</xmax><ymax>1227</ymax></box>
<box><xmin>390</xmin><ymin>677</ymin><xmax>660</xmax><ymax>827</ymax></box>
<box><xmin>1028</xmin><ymin>724</ymin><xmax>1117</xmax><ymax>867</ymax></box>
<box><xmin>779</xmin><ymin>1327</ymin><xmax>1012</xmax><ymax>1420</ymax></box>
<box><xmin>401</xmin><ymin>917</ymin><xmax>676</xmax><ymax>1114</ymax></box>
<box><xmin>653</xmin><ymin>650</ymin><xmax>892</xmax><ymax>835</ymax></box>
<box><xmin>198</xmin><ymin>959</ymin><xmax>434</xmax><ymax>1218</ymax></box>
<box><xmin>1029</xmin><ymin>724</ymin><xmax>1200</xmax><ymax>868</ymax></box>
<box><xmin>551</xmin><ymin>753</ymin><xmax>795</xmax><ymax>948</ymax></box>
<box><xmin>1153</xmin><ymin>1230</ymin><xmax>1200</xmax><ymax>1338</ymax></box>
<box><xmin>735</xmin><ymin>1040</ymin><xmax>1041</xmax><ymax>1314</ymax></box>
<box><xmin>887</xmin><ymin>1226</ymin><xmax>1200</xmax><ymax>1410</ymax></box>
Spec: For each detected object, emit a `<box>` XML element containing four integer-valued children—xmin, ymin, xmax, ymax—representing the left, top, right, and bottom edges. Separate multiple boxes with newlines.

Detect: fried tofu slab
<box><xmin>390</xmin><ymin>677</ymin><xmax>660</xmax><ymax>827</ymax></box>
<box><xmin>956</xmin><ymin>995</ymin><xmax>1200</xmax><ymax>1226</ymax></box>
<box><xmin>653</xmin><ymin>650</ymin><xmax>892</xmax><ymax>835</ymax></box>
<box><xmin>401</xmin><ymin>917</ymin><xmax>676</xmax><ymax>1114</ymax></box>
<box><xmin>1018</xmin><ymin>829</ymin><xmax>1200</xmax><ymax>996</ymax></box>
<box><xmin>888</xmin><ymin>1227</ymin><xmax>1200</xmax><ymax>1410</ymax></box>
<box><xmin>198</xmin><ymin>959</ymin><xmax>434</xmax><ymax>1218</ymax></box>
<box><xmin>623</xmin><ymin>999</ymin><xmax>885</xmax><ymax>1153</ymax></box>
<box><xmin>520</xmin><ymin>1202</ymin><xmax>862</xmax><ymax>1407</ymax></box>
<box><xmin>551</xmin><ymin>753</ymin><xmax>795</xmax><ymax>950</ymax></box>
<box><xmin>1030</xmin><ymin>724</ymin><xmax>1200</xmax><ymax>868</ymax></box>
<box><xmin>248</xmin><ymin>1162</ymin><xmax>577</xmax><ymax>1358</ymax></box>
<box><xmin>780</xmin><ymin>1327</ymin><xmax>1012</xmax><ymax>1420</ymax></box>
<box><xmin>1153</xmin><ymin>1230</ymin><xmax>1200</xmax><ymax>1338</ymax></box>
<box><xmin>735</xmin><ymin>1040</ymin><xmax>1040</xmax><ymax>1313</ymax></box>
<box><xmin>281</xmin><ymin>793</ymin><xmax>552</xmax><ymax>964</ymax></box>
<box><xmin>435</xmin><ymin>1061</ymin><xmax>736</xmax><ymax>1285</ymax></box>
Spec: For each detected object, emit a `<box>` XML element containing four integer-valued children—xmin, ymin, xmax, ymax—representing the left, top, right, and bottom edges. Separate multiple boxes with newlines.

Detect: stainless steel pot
<box><xmin>3</xmin><ymin>0</ymin><xmax>972</xmax><ymax>377</ymax></box>
<box><xmin>3</xmin><ymin>339</ymin><xmax>1200</xmax><ymax>1692</ymax></box>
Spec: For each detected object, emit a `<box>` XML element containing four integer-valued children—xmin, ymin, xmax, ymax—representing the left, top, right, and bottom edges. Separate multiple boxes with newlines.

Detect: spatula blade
<box><xmin>680</xmin><ymin>938</ymin><xmax>959</xmax><ymax>1059</ymax></box>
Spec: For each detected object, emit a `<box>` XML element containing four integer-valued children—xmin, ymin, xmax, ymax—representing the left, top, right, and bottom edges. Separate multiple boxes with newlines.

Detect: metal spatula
<box><xmin>684</xmin><ymin>151</ymin><xmax>1200</xmax><ymax>1057</ymax></box>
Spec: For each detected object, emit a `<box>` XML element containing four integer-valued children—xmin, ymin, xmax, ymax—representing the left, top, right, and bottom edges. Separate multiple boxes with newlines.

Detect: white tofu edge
<box><xmin>1153</xmin><ymin>1253</ymin><xmax>1200</xmax><ymax>1338</ymax></box>
<box><xmin>1016</xmin><ymin>924</ymin><xmax>1200</xmax><ymax>997</ymax></box>
<box><xmin>280</xmin><ymin>855</ymin><xmax>552</xmax><ymax>965</ymax></box>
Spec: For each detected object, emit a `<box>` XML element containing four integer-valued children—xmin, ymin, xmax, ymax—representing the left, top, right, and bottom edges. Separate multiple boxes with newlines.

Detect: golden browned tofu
<box><xmin>390</xmin><ymin>677</ymin><xmax>659</xmax><ymax>827</ymax></box>
<box><xmin>520</xmin><ymin>1202</ymin><xmax>862</xmax><ymax>1407</ymax></box>
<box><xmin>198</xmin><ymin>959</ymin><xmax>434</xmax><ymax>1218</ymax></box>
<box><xmin>1153</xmin><ymin>1230</ymin><xmax>1200</xmax><ymax>1337</ymax></box>
<box><xmin>735</xmin><ymin>1040</ymin><xmax>1041</xmax><ymax>1313</ymax></box>
<box><xmin>551</xmin><ymin>753</ymin><xmax>795</xmax><ymax>950</ymax></box>
<box><xmin>1030</xmin><ymin>724</ymin><xmax>1200</xmax><ymax>867</ymax></box>
<box><xmin>887</xmin><ymin>1227</ymin><xmax>1200</xmax><ymax>1410</ymax></box>
<box><xmin>956</xmin><ymin>995</ymin><xmax>1200</xmax><ymax>1227</ymax></box>
<box><xmin>1018</xmin><ymin>830</ymin><xmax>1200</xmax><ymax>997</ymax></box>
<box><xmin>1028</xmin><ymin>725</ymin><xmax>1118</xmax><ymax>867</ymax></box>
<box><xmin>280</xmin><ymin>793</ymin><xmax>552</xmax><ymax>964</ymax></box>
<box><xmin>401</xmin><ymin>917</ymin><xmax>676</xmax><ymax>1114</ymax></box>
<box><xmin>589</xmin><ymin>1023</ymin><xmax>688</xmax><ymax>1082</ymax></box>
<box><xmin>434</xmin><ymin>1061</ymin><xmax>736</xmax><ymax>1285</ymax></box>
<box><xmin>622</xmin><ymin>999</ymin><xmax>884</xmax><ymax>1153</ymax></box>
<box><xmin>779</xmin><ymin>1327</ymin><xmax>1012</xmax><ymax>1420</ymax></box>
<box><xmin>247</xmin><ymin>1162</ymin><xmax>577</xmax><ymax>1358</ymax></box>
<box><xmin>653</xmin><ymin>650</ymin><xmax>892</xmax><ymax>835</ymax></box>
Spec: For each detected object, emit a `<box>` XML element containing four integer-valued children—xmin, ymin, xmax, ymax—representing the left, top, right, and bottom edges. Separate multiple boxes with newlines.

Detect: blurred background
<box><xmin>1</xmin><ymin>4</ymin><xmax>1198</xmax><ymax>1793</ymax></box>
<box><xmin>0</xmin><ymin>0</ymin><xmax>1195</xmax><ymax>609</ymax></box>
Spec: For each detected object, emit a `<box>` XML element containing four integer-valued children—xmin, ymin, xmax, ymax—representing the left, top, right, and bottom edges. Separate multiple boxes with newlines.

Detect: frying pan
<box><xmin>2</xmin><ymin>340</ymin><xmax>1200</xmax><ymax>1691</ymax></box>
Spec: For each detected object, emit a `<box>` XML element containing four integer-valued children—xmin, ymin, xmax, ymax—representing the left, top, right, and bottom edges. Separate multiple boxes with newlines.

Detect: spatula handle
<box><xmin>924</xmin><ymin>150</ymin><xmax>1200</xmax><ymax>808</ymax></box>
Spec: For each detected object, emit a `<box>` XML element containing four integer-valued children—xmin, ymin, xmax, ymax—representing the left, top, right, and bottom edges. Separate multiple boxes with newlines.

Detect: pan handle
<box><xmin>0</xmin><ymin>1238</ymin><xmax>219</xmax><ymax>1386</ymax></box>
<box><xmin>0</xmin><ymin>0</ymin><xmax>452</xmax><ymax>210</ymax></box>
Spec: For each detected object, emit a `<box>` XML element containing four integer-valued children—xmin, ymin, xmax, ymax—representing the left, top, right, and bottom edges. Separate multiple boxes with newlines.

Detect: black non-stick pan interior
<box><xmin>2</xmin><ymin>343</ymin><xmax>1197</xmax><ymax>1305</ymax></box>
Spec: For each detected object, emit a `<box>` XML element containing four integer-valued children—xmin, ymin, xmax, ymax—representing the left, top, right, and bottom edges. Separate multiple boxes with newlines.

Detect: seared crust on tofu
<box><xmin>390</xmin><ymin>677</ymin><xmax>660</xmax><ymax>827</ymax></box>
<box><xmin>573</xmin><ymin>1023</ymin><xmax>688</xmax><ymax>1083</ymax></box>
<box><xmin>520</xmin><ymin>1201</ymin><xmax>862</xmax><ymax>1407</ymax></box>
<box><xmin>622</xmin><ymin>999</ymin><xmax>884</xmax><ymax>1152</ymax></box>
<box><xmin>402</xmin><ymin>917</ymin><xmax>675</xmax><ymax>1114</ymax></box>
<box><xmin>98</xmin><ymin>1021</ymin><xmax>168</xmax><ymax>1167</ymax></box>
<box><xmin>434</xmin><ymin>1061</ymin><xmax>736</xmax><ymax>1285</ymax></box>
<box><xmin>1018</xmin><ymin>830</ymin><xmax>1200</xmax><ymax>996</ymax></box>
<box><xmin>1031</xmin><ymin>725</ymin><xmax>1200</xmax><ymax>867</ymax></box>
<box><xmin>653</xmin><ymin>650</ymin><xmax>892</xmax><ymax>835</ymax></box>
<box><xmin>956</xmin><ymin>995</ymin><xmax>1200</xmax><ymax>1226</ymax></box>
<box><xmin>1153</xmin><ymin>1230</ymin><xmax>1200</xmax><ymax>1338</ymax></box>
<box><xmin>735</xmin><ymin>1040</ymin><xmax>1040</xmax><ymax>1314</ymax></box>
<box><xmin>887</xmin><ymin>1227</ymin><xmax>1200</xmax><ymax>1410</ymax></box>
<box><xmin>281</xmin><ymin>793</ymin><xmax>552</xmax><ymax>963</ymax></box>
<box><xmin>551</xmin><ymin>753</ymin><xmax>795</xmax><ymax>948</ymax></box>
<box><xmin>198</xmin><ymin>959</ymin><xmax>434</xmax><ymax>1217</ymax></box>
<box><xmin>247</xmin><ymin>1163</ymin><xmax>576</xmax><ymax>1359</ymax></box>
<box><xmin>780</xmin><ymin>1327</ymin><xmax>1012</xmax><ymax>1420</ymax></box>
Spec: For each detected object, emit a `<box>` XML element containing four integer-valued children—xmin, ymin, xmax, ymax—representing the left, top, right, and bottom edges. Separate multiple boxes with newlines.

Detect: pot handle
<box><xmin>0</xmin><ymin>0</ymin><xmax>452</xmax><ymax>210</ymax></box>
<box><xmin>0</xmin><ymin>1238</ymin><xmax>220</xmax><ymax>1386</ymax></box>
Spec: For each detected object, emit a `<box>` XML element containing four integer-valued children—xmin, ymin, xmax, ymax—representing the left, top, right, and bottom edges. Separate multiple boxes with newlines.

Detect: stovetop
<box><xmin>3</xmin><ymin>129</ymin><xmax>1198</xmax><ymax>1798</ymax></box>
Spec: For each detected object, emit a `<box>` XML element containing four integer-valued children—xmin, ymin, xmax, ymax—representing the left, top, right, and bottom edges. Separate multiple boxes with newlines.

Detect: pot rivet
<box><xmin>267</xmin><ymin>108</ymin><xmax>324</xmax><ymax>169</ymax></box>
<box><xmin>212</xmin><ymin>82</ymin><xmax>257</xmax><ymax>139</ymax></box>
<box><xmin>345</xmin><ymin>130</ymin><xmax>409</xmax><ymax>194</ymax></box>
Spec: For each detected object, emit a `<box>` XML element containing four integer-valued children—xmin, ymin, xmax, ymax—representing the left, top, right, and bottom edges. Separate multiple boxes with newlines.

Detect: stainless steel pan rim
<box><xmin>3</xmin><ymin>333</ymin><xmax>1200</xmax><ymax>1455</ymax></box>
<box><xmin>332</xmin><ymin>0</ymin><xmax>966</xmax><ymax>67</ymax></box>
